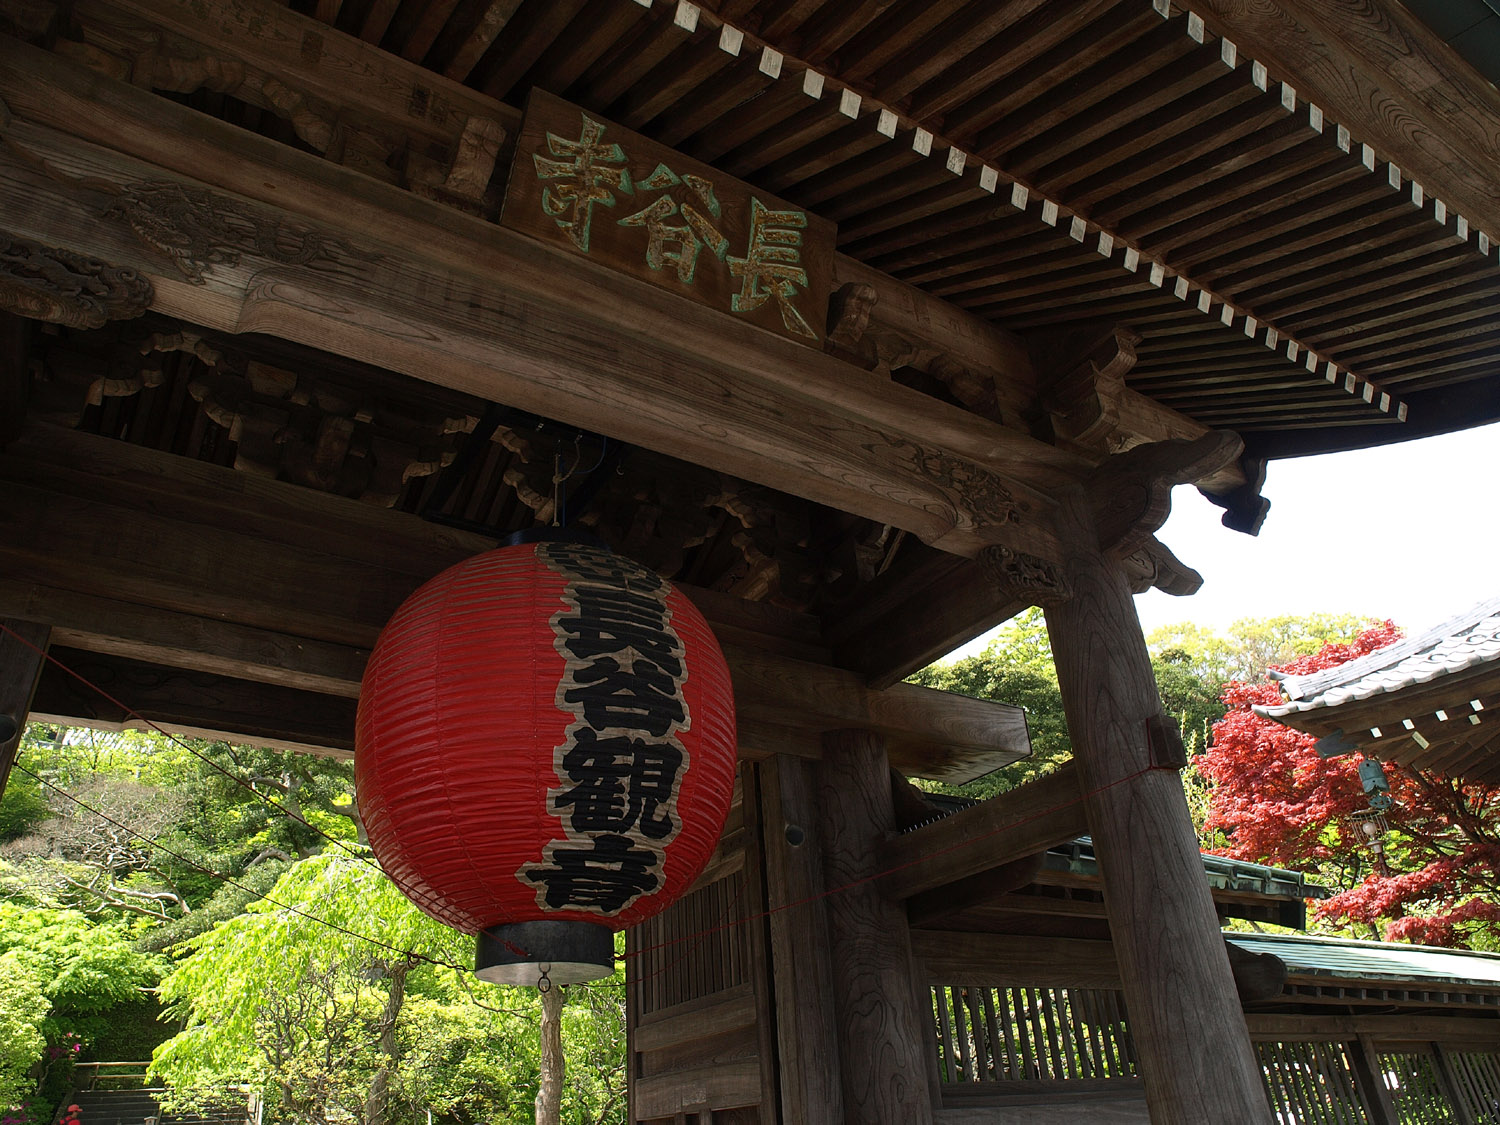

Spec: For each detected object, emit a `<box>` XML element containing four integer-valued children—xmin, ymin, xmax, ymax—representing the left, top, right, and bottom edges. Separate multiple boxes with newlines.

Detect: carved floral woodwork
<box><xmin>978</xmin><ymin>545</ymin><xmax>1072</xmax><ymax>607</ymax></box>
<box><xmin>103</xmin><ymin>180</ymin><xmax>349</xmax><ymax>285</ymax></box>
<box><xmin>0</xmin><ymin>235</ymin><xmax>153</xmax><ymax>328</ymax></box>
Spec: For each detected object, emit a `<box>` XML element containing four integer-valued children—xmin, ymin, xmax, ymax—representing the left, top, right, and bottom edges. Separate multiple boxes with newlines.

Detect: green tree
<box><xmin>909</xmin><ymin>609</ymin><xmax>1070</xmax><ymax>798</ymax></box>
<box><xmin>0</xmin><ymin>951</ymin><xmax>48</xmax><ymax>1112</ymax></box>
<box><xmin>153</xmin><ymin>851</ymin><xmax>626</xmax><ymax>1125</ymax></box>
<box><xmin>0</xmin><ymin>904</ymin><xmax>164</xmax><ymax>1049</ymax></box>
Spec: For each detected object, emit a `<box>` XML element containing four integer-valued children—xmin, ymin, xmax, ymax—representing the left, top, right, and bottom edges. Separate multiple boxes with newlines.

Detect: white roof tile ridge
<box><xmin>1271</xmin><ymin>595</ymin><xmax>1500</xmax><ymax>704</ymax></box>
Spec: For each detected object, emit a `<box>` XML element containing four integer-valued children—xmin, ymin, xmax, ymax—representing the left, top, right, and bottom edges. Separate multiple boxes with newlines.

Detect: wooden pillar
<box><xmin>817</xmin><ymin>729</ymin><xmax>935</xmax><ymax>1125</ymax></box>
<box><xmin>0</xmin><ymin>619</ymin><xmax>51</xmax><ymax>794</ymax></box>
<box><xmin>1350</xmin><ymin>1034</ymin><xmax>1399</xmax><ymax>1125</ymax></box>
<box><xmin>759</xmin><ymin>756</ymin><xmax>845</xmax><ymax>1124</ymax></box>
<box><xmin>1044</xmin><ymin>551</ymin><xmax>1272</xmax><ymax>1125</ymax></box>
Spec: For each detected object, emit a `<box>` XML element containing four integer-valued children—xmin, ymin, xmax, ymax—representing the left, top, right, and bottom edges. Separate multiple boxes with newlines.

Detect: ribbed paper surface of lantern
<box><xmin>355</xmin><ymin>540</ymin><xmax>737</xmax><ymax>934</ymax></box>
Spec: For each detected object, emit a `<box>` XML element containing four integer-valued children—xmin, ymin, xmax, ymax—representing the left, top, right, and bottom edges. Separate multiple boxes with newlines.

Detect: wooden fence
<box><xmin>931</xmin><ymin>983</ymin><xmax>1500</xmax><ymax>1122</ymax></box>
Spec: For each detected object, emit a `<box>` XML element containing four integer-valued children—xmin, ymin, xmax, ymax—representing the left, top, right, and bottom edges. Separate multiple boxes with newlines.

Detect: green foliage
<box><xmin>153</xmin><ymin>852</ymin><xmax>626</xmax><ymax>1125</ymax></box>
<box><xmin>1145</xmin><ymin>614</ymin><xmax>1369</xmax><ymax>692</ymax></box>
<box><xmin>0</xmin><ymin>775</ymin><xmax>51</xmax><ymax>844</ymax></box>
<box><xmin>0</xmin><ymin>951</ymin><xmax>48</xmax><ymax>1111</ymax></box>
<box><xmin>137</xmin><ymin>857</ymin><xmax>293</xmax><ymax>953</ymax></box>
<box><xmin>0</xmin><ymin>904</ymin><xmax>165</xmax><ymax>1047</ymax></box>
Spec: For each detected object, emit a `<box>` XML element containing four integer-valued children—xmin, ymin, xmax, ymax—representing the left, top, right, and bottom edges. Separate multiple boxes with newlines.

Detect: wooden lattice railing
<box><xmin>932</xmin><ymin>984</ymin><xmax>1137</xmax><ymax>1086</ymax></box>
<box><xmin>931</xmin><ymin>983</ymin><xmax>1500</xmax><ymax>1121</ymax></box>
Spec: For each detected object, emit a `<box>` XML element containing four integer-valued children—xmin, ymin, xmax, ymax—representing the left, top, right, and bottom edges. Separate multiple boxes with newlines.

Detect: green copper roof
<box><xmin>1045</xmin><ymin>837</ymin><xmax>1328</xmax><ymax>901</ymax></box>
<box><xmin>1227</xmin><ymin>931</ymin><xmax>1500</xmax><ymax>987</ymax></box>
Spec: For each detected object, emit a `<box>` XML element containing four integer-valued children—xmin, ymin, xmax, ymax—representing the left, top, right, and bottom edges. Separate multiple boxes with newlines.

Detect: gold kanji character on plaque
<box><xmin>728</xmin><ymin>198</ymin><xmax>816</xmax><ymax>339</ymax></box>
<box><xmin>618</xmin><ymin>164</ymin><xmax>729</xmax><ymax>285</ymax></box>
<box><xmin>533</xmin><ymin>114</ymin><xmax>632</xmax><ymax>253</ymax></box>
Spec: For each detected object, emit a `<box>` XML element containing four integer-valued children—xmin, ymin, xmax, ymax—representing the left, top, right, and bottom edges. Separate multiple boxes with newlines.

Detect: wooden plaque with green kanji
<box><xmin>502</xmin><ymin>89</ymin><xmax>835</xmax><ymax>349</ymax></box>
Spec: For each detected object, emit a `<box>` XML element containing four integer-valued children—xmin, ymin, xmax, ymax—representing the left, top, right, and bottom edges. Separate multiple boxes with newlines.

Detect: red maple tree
<box><xmin>1198</xmin><ymin>621</ymin><xmax>1500</xmax><ymax>948</ymax></box>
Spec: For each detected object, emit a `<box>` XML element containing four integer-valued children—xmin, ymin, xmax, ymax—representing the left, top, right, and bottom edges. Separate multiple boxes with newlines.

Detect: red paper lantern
<box><xmin>355</xmin><ymin>532</ymin><xmax>737</xmax><ymax>985</ymax></box>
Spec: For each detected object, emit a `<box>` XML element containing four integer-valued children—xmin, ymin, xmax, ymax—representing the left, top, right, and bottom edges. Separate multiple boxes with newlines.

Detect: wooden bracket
<box><xmin>1314</xmin><ymin>728</ymin><xmax>1361</xmax><ymax>759</ymax></box>
<box><xmin>1200</xmin><ymin>455</ymin><xmax>1270</xmax><ymax>536</ymax></box>
<box><xmin>1031</xmin><ymin>322</ymin><xmax>1141</xmax><ymax>454</ymax></box>
<box><xmin>1089</xmin><ymin>430</ymin><xmax>1244</xmax><ymax>559</ymax></box>
<box><xmin>1119</xmin><ymin>537</ymin><xmax>1203</xmax><ymax>597</ymax></box>
<box><xmin>1145</xmin><ymin>712</ymin><xmax>1189</xmax><ymax>771</ymax></box>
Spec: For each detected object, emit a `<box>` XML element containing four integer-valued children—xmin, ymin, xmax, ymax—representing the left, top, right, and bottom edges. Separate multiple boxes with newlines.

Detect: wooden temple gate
<box><xmin>3</xmin><ymin>0</ymin><xmax>1500</xmax><ymax>1122</ymax></box>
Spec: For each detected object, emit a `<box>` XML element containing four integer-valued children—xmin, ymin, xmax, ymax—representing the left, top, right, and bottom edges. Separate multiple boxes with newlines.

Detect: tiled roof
<box><xmin>1226</xmin><ymin>931</ymin><xmax>1500</xmax><ymax>988</ymax></box>
<box><xmin>1255</xmin><ymin>597</ymin><xmax>1500</xmax><ymax>720</ymax></box>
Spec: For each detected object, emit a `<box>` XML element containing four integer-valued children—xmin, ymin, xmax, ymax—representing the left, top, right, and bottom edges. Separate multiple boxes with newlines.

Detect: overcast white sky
<box><xmin>950</xmin><ymin>420</ymin><xmax>1500</xmax><ymax>656</ymax></box>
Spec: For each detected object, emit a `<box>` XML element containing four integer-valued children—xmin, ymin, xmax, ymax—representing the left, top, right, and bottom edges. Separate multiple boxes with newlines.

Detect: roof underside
<box><xmin>254</xmin><ymin>0</ymin><xmax>1500</xmax><ymax>455</ymax></box>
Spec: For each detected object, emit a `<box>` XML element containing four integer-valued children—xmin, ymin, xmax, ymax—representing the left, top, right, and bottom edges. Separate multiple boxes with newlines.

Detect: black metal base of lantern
<box><xmin>475</xmin><ymin>921</ymin><xmax>615</xmax><ymax>987</ymax></box>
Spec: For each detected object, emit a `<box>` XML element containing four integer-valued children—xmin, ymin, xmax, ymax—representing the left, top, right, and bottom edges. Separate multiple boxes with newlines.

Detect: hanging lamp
<box><xmin>355</xmin><ymin>530</ymin><xmax>737</xmax><ymax>985</ymax></box>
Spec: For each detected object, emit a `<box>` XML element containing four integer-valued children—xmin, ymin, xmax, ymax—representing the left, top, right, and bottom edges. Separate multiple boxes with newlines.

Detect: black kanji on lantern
<box><xmin>521</xmin><ymin>541</ymin><xmax>692</xmax><ymax>915</ymax></box>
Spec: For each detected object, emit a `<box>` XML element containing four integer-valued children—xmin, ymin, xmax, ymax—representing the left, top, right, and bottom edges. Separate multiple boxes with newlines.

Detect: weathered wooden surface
<box><xmin>913</xmin><ymin>932</ymin><xmax>1122</xmax><ymax>991</ymax></box>
<box><xmin>505</xmin><ymin>90</ymin><xmax>834</xmax><ymax>348</ymax></box>
<box><xmin>758</xmin><ymin>756</ymin><xmax>845</xmax><ymax>1125</ymax></box>
<box><xmin>933</xmin><ymin>1100</ymin><xmax>1149</xmax><ymax>1124</ymax></box>
<box><xmin>1243</xmin><ymin>1011</ymin><xmax>1500</xmax><ymax>1055</ymax></box>
<box><xmin>0</xmin><ymin>38</ymin><xmax>1074</xmax><ymax>564</ymax></box>
<box><xmin>0</xmin><ymin>619</ymin><xmax>51</xmax><ymax>793</ymax></box>
<box><xmin>818</xmin><ymin>729</ymin><xmax>935</xmax><ymax>1125</ymax></box>
<box><xmin>0</xmin><ymin>425</ymin><xmax>1030</xmax><ymax>775</ymax></box>
<box><xmin>914</xmin><ymin>931</ymin><xmax>1285</xmax><ymax>1000</ymax></box>
<box><xmin>877</xmin><ymin>763</ymin><xmax>1086</xmax><ymax>901</ymax></box>
<box><xmin>1045</xmin><ymin>501</ymin><xmax>1271</xmax><ymax>1125</ymax></box>
<box><xmin>1195</xmin><ymin>0</ymin><xmax>1500</xmax><ymax>249</ymax></box>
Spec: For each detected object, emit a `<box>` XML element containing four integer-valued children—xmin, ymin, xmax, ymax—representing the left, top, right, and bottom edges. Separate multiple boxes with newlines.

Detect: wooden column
<box><xmin>1350</xmin><ymin>1034</ymin><xmax>1399</xmax><ymax>1125</ymax></box>
<box><xmin>759</xmin><ymin>756</ymin><xmax>845</xmax><ymax>1124</ymax></box>
<box><xmin>1044</xmin><ymin>542</ymin><xmax>1272</xmax><ymax>1125</ymax></box>
<box><xmin>0</xmin><ymin>619</ymin><xmax>51</xmax><ymax>794</ymax></box>
<box><xmin>817</xmin><ymin>729</ymin><xmax>935</xmax><ymax>1125</ymax></box>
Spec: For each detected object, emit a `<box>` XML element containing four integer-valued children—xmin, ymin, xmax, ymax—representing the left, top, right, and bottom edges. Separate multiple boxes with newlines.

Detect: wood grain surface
<box><xmin>818</xmin><ymin>729</ymin><xmax>936</xmax><ymax>1125</ymax></box>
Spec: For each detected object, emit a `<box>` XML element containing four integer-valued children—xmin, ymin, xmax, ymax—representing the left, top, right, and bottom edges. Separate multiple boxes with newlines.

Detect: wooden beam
<box><xmin>64</xmin><ymin>0</ymin><xmax>522</xmax><ymax>155</ymax></box>
<box><xmin>30</xmin><ymin>646</ymin><xmax>357</xmax><ymax>756</ymax></box>
<box><xmin>730</xmin><ymin>645</ymin><xmax>1030</xmax><ymax>784</ymax></box>
<box><xmin>912</xmin><ymin>931</ymin><xmax>1122</xmax><ymax>990</ymax></box>
<box><xmin>915</xmin><ymin>932</ymin><xmax>1283</xmax><ymax>1005</ymax></box>
<box><xmin>1243</xmin><ymin>1014</ymin><xmax>1500</xmax><ymax>1045</ymax></box>
<box><xmin>877</xmin><ymin>763</ymin><xmax>1086</xmax><ymax>901</ymax></box>
<box><xmin>1</xmin><ymin>427</ymin><xmax>1029</xmax><ymax>776</ymax></box>
<box><xmin>0</xmin><ymin>619</ymin><xmax>51</xmax><ymax>793</ymax></box>
<box><xmin>0</xmin><ymin>38</ymin><xmax>1078</xmax><ymax>563</ymax></box>
<box><xmin>0</xmin><ymin>580</ymin><xmax>369</xmax><ymax>699</ymax></box>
